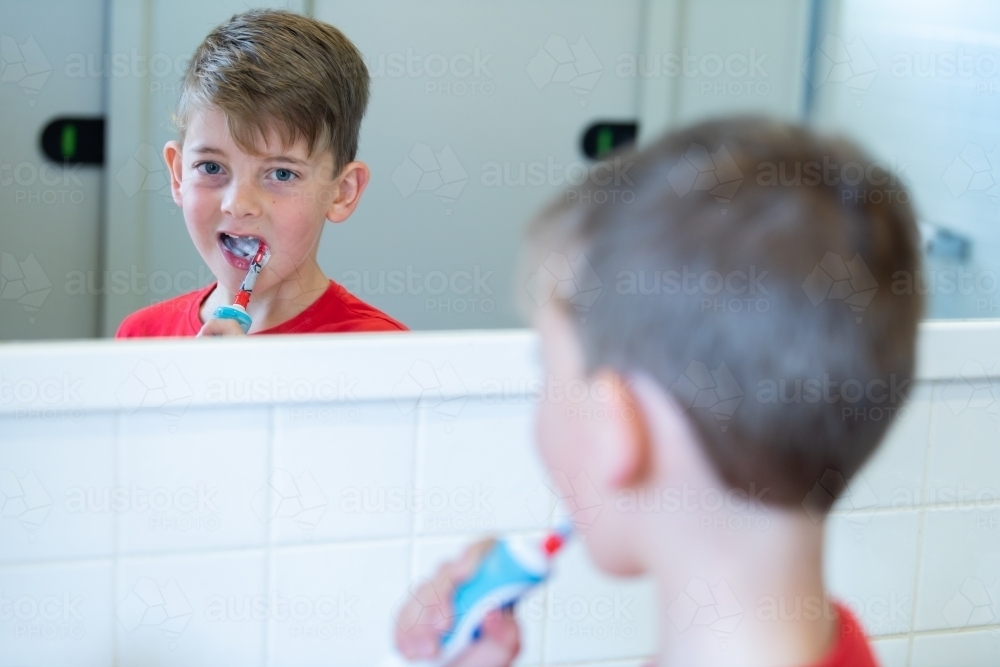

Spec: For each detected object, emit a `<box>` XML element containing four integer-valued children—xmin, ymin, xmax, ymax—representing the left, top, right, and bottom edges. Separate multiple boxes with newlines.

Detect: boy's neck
<box><xmin>202</xmin><ymin>259</ymin><xmax>331</xmax><ymax>332</ymax></box>
<box><xmin>648</xmin><ymin>507</ymin><xmax>835</xmax><ymax>667</ymax></box>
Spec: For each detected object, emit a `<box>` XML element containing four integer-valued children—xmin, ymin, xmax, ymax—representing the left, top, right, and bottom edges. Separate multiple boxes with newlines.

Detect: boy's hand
<box><xmin>395</xmin><ymin>539</ymin><xmax>521</xmax><ymax>667</ymax></box>
<box><xmin>197</xmin><ymin>318</ymin><xmax>247</xmax><ymax>337</ymax></box>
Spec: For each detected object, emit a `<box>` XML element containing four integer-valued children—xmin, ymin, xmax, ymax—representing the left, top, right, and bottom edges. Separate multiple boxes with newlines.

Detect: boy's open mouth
<box><xmin>218</xmin><ymin>232</ymin><xmax>266</xmax><ymax>270</ymax></box>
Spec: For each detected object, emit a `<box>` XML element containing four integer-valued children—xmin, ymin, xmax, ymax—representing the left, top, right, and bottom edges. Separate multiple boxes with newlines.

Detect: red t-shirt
<box><xmin>116</xmin><ymin>280</ymin><xmax>407</xmax><ymax>337</ymax></box>
<box><xmin>809</xmin><ymin>603</ymin><xmax>878</xmax><ymax>667</ymax></box>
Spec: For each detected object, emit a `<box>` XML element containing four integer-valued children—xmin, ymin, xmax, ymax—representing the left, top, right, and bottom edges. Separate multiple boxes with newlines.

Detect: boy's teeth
<box><xmin>222</xmin><ymin>233</ymin><xmax>262</xmax><ymax>259</ymax></box>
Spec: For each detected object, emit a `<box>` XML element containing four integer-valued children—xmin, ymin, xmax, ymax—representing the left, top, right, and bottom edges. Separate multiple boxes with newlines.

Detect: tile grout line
<box><xmin>537</xmin><ymin>580</ymin><xmax>551</xmax><ymax>666</ymax></box>
<box><xmin>409</xmin><ymin>405</ymin><xmax>426</xmax><ymax>583</ymax></box>
<box><xmin>263</xmin><ymin>404</ymin><xmax>277</xmax><ymax>667</ymax></box>
<box><xmin>907</xmin><ymin>381</ymin><xmax>938</xmax><ymax>667</ymax></box>
<box><xmin>394</xmin><ymin>403</ymin><xmax>424</xmax><ymax>658</ymax></box>
<box><xmin>112</xmin><ymin>409</ymin><xmax>124</xmax><ymax>667</ymax></box>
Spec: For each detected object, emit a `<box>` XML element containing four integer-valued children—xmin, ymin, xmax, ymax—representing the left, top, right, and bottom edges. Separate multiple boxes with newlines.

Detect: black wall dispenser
<box><xmin>582</xmin><ymin>121</ymin><xmax>638</xmax><ymax>160</ymax></box>
<box><xmin>40</xmin><ymin>117</ymin><xmax>105</xmax><ymax>166</ymax></box>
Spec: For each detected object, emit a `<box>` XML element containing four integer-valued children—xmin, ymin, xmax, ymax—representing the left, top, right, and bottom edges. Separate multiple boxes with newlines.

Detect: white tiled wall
<box><xmin>1</xmin><ymin>324</ymin><xmax>999</xmax><ymax>666</ymax></box>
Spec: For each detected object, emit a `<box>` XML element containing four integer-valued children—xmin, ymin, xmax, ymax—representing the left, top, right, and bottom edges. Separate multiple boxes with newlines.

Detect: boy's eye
<box><xmin>272</xmin><ymin>168</ymin><xmax>296</xmax><ymax>182</ymax></box>
<box><xmin>198</xmin><ymin>162</ymin><xmax>223</xmax><ymax>175</ymax></box>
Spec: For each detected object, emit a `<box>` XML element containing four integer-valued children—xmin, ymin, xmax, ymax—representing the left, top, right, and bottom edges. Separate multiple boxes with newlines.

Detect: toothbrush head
<box><xmin>252</xmin><ymin>241</ymin><xmax>270</xmax><ymax>267</ymax></box>
<box><xmin>232</xmin><ymin>241</ymin><xmax>271</xmax><ymax>309</ymax></box>
<box><xmin>543</xmin><ymin>521</ymin><xmax>573</xmax><ymax>557</ymax></box>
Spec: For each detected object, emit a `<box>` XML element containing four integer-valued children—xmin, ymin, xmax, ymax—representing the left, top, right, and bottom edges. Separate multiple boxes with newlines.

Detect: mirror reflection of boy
<box><xmin>395</xmin><ymin>117</ymin><xmax>921</xmax><ymax>667</ymax></box>
<box><xmin>117</xmin><ymin>10</ymin><xmax>406</xmax><ymax>337</ymax></box>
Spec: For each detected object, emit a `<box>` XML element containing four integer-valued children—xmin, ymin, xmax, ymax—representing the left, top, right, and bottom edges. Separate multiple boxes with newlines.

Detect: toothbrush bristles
<box><xmin>234</xmin><ymin>241</ymin><xmax>269</xmax><ymax>308</ymax></box>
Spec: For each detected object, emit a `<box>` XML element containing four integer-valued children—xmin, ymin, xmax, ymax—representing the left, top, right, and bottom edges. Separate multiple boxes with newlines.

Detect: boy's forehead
<box><xmin>183</xmin><ymin>106</ymin><xmax>326</xmax><ymax>162</ymax></box>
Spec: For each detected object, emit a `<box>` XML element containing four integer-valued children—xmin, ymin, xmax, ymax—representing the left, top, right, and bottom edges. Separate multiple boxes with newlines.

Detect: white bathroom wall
<box><xmin>1</xmin><ymin>322</ymin><xmax>1000</xmax><ymax>666</ymax></box>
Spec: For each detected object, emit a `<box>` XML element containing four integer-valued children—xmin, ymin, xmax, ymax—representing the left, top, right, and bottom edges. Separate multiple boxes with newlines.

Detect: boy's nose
<box><xmin>221</xmin><ymin>178</ymin><xmax>263</xmax><ymax>219</ymax></box>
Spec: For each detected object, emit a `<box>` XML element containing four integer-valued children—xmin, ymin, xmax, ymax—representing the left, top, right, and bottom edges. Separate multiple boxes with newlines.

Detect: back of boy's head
<box><xmin>176</xmin><ymin>9</ymin><xmax>369</xmax><ymax>173</ymax></box>
<box><xmin>525</xmin><ymin>116</ymin><xmax>923</xmax><ymax>513</ymax></box>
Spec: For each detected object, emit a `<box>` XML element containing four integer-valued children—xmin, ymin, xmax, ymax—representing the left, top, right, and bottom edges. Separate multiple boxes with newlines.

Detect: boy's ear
<box><xmin>590</xmin><ymin>369</ymin><xmax>652</xmax><ymax>489</ymax></box>
<box><xmin>325</xmin><ymin>161</ymin><xmax>371</xmax><ymax>223</ymax></box>
<box><xmin>163</xmin><ymin>141</ymin><xmax>184</xmax><ymax>207</ymax></box>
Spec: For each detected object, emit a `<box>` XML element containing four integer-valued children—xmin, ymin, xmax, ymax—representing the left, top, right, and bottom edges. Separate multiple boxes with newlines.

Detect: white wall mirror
<box><xmin>0</xmin><ymin>0</ymin><xmax>995</xmax><ymax>339</ymax></box>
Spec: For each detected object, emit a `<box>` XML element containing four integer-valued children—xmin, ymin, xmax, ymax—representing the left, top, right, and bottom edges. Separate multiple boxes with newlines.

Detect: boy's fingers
<box><xmin>431</xmin><ymin>539</ymin><xmax>495</xmax><ymax>632</ymax></box>
<box><xmin>395</xmin><ymin>576</ymin><xmax>454</xmax><ymax>659</ymax></box>
<box><xmin>449</xmin><ymin>609</ymin><xmax>521</xmax><ymax>667</ymax></box>
<box><xmin>197</xmin><ymin>318</ymin><xmax>247</xmax><ymax>337</ymax></box>
<box><xmin>451</xmin><ymin>538</ymin><xmax>496</xmax><ymax>580</ymax></box>
<box><xmin>394</xmin><ymin>538</ymin><xmax>498</xmax><ymax>659</ymax></box>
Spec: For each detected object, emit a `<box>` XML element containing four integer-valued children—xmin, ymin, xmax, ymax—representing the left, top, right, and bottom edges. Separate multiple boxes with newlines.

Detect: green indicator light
<box><xmin>596</xmin><ymin>127</ymin><xmax>615</xmax><ymax>157</ymax></box>
<box><xmin>61</xmin><ymin>123</ymin><xmax>78</xmax><ymax>160</ymax></box>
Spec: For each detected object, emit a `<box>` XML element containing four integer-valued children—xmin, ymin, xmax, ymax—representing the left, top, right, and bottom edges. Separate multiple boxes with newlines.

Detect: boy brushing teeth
<box><xmin>116</xmin><ymin>9</ymin><xmax>406</xmax><ymax>337</ymax></box>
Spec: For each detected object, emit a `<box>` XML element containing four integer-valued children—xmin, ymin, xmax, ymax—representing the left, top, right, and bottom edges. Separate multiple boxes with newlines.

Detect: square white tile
<box><xmin>118</xmin><ymin>406</ymin><xmax>270</xmax><ymax>554</ymax></box>
<box><xmin>0</xmin><ymin>413</ymin><xmax>115</xmax><ymax>563</ymax></box>
<box><xmin>418</xmin><ymin>399</ymin><xmax>548</xmax><ymax>536</ymax></box>
<box><xmin>911</xmin><ymin>628</ymin><xmax>1000</xmax><ymax>667</ymax></box>
<box><xmin>825</xmin><ymin>510</ymin><xmax>920</xmax><ymax>635</ymax></box>
<box><xmin>872</xmin><ymin>636</ymin><xmax>910</xmax><ymax>667</ymax></box>
<box><xmin>116</xmin><ymin>550</ymin><xmax>267</xmax><ymax>667</ymax></box>
<box><xmin>543</xmin><ymin>541</ymin><xmax>657</xmax><ymax>664</ymax></box>
<box><xmin>270</xmin><ymin>401</ymin><xmax>416</xmax><ymax>544</ymax></box>
<box><xmin>915</xmin><ymin>506</ymin><xmax>1000</xmax><ymax>632</ymax></box>
<box><xmin>927</xmin><ymin>382</ymin><xmax>1000</xmax><ymax>508</ymax></box>
<box><xmin>0</xmin><ymin>559</ymin><xmax>114</xmax><ymax>667</ymax></box>
<box><xmin>268</xmin><ymin>542</ymin><xmax>409</xmax><ymax>667</ymax></box>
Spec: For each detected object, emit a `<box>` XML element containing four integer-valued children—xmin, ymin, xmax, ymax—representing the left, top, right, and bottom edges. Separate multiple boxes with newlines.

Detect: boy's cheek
<box><xmin>536</xmin><ymin>402</ymin><xmax>584</xmax><ymax>479</ymax></box>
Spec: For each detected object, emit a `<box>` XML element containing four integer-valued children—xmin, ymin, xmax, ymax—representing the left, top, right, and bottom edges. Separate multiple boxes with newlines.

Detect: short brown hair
<box><xmin>523</xmin><ymin>117</ymin><xmax>923</xmax><ymax>512</ymax></box>
<box><xmin>176</xmin><ymin>9</ymin><xmax>369</xmax><ymax>173</ymax></box>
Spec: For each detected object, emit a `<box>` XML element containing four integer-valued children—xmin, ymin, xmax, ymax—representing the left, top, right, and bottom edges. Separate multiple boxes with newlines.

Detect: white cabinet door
<box><xmin>314</xmin><ymin>0</ymin><xmax>644</xmax><ymax>330</ymax></box>
<box><xmin>0</xmin><ymin>0</ymin><xmax>105</xmax><ymax>340</ymax></box>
